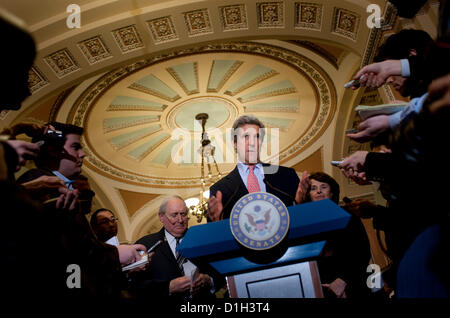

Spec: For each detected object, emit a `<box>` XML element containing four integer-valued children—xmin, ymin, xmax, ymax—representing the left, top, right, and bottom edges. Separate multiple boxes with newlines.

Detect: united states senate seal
<box><xmin>230</xmin><ymin>192</ymin><xmax>290</xmax><ymax>250</ymax></box>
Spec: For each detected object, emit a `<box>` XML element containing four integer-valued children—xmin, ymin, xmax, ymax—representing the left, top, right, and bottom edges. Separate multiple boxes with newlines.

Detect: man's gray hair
<box><xmin>231</xmin><ymin>115</ymin><xmax>265</xmax><ymax>142</ymax></box>
<box><xmin>158</xmin><ymin>195</ymin><xmax>187</xmax><ymax>215</ymax></box>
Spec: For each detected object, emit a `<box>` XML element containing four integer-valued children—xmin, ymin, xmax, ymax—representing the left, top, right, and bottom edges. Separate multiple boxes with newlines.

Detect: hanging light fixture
<box><xmin>186</xmin><ymin>113</ymin><xmax>222</xmax><ymax>222</ymax></box>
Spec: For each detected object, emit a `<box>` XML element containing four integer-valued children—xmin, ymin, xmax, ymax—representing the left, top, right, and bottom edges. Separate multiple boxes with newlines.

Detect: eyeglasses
<box><xmin>97</xmin><ymin>217</ymin><xmax>118</xmax><ymax>225</ymax></box>
<box><xmin>165</xmin><ymin>211</ymin><xmax>188</xmax><ymax>220</ymax></box>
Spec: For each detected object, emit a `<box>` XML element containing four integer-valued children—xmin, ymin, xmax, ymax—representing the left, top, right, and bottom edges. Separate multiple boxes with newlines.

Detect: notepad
<box><xmin>122</xmin><ymin>253</ymin><xmax>149</xmax><ymax>272</ymax></box>
<box><xmin>355</xmin><ymin>103</ymin><xmax>408</xmax><ymax>120</ymax></box>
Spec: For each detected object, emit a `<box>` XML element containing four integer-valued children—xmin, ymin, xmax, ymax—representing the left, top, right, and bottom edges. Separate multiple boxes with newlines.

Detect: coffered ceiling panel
<box><xmin>0</xmin><ymin>0</ymin><xmax>392</xmax><ymax>115</ymax></box>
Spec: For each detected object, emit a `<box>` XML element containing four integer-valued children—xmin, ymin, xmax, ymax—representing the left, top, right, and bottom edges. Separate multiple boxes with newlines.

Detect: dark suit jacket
<box><xmin>130</xmin><ymin>228</ymin><xmax>183</xmax><ymax>298</ymax></box>
<box><xmin>130</xmin><ymin>228</ymin><xmax>215</xmax><ymax>299</ymax></box>
<box><xmin>317</xmin><ymin>214</ymin><xmax>372</xmax><ymax>298</ymax></box>
<box><xmin>209</xmin><ymin>164</ymin><xmax>300</xmax><ymax>220</ymax></box>
<box><xmin>0</xmin><ymin>141</ymin><xmax>18</xmax><ymax>182</ymax></box>
<box><xmin>17</xmin><ymin>167</ymin><xmax>61</xmax><ymax>200</ymax></box>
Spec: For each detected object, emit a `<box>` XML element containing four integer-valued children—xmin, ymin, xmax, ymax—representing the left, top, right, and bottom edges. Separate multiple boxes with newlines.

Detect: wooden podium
<box><xmin>178</xmin><ymin>199</ymin><xmax>350</xmax><ymax>298</ymax></box>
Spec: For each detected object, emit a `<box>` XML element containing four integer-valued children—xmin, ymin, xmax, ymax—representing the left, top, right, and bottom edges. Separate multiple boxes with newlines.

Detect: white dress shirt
<box><xmin>165</xmin><ymin>230</ymin><xmax>196</xmax><ymax>278</ymax></box>
<box><xmin>52</xmin><ymin>170</ymin><xmax>74</xmax><ymax>190</ymax></box>
<box><xmin>165</xmin><ymin>230</ymin><xmax>215</xmax><ymax>293</ymax></box>
<box><xmin>105</xmin><ymin>236</ymin><xmax>119</xmax><ymax>246</ymax></box>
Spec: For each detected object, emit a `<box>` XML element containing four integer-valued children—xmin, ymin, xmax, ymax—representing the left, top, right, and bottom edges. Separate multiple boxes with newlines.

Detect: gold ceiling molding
<box><xmin>20</xmin><ymin>1</ymin><xmax>380</xmax><ymax>101</ymax></box>
<box><xmin>219</xmin><ymin>4</ymin><xmax>248</xmax><ymax>31</ymax></box>
<box><xmin>49</xmin><ymin>86</ymin><xmax>76</xmax><ymax>122</ymax></box>
<box><xmin>66</xmin><ymin>41</ymin><xmax>336</xmax><ymax>187</ymax></box>
<box><xmin>82</xmin><ymin>146</ymin><xmax>201</xmax><ymax>187</ymax></box>
<box><xmin>78</xmin><ymin>35</ymin><xmax>113</xmax><ymax>65</ymax></box>
<box><xmin>44</xmin><ymin>48</ymin><xmax>80</xmax><ymax>79</ymax></box>
<box><xmin>286</xmin><ymin>40</ymin><xmax>341</xmax><ymax>69</ymax></box>
<box><xmin>206</xmin><ymin>60</ymin><xmax>243</xmax><ymax>93</ymax></box>
<box><xmin>295</xmin><ymin>2</ymin><xmax>323</xmax><ymax>31</ymax></box>
<box><xmin>183</xmin><ymin>8</ymin><xmax>214</xmax><ymax>37</ymax></box>
<box><xmin>331</xmin><ymin>7</ymin><xmax>361</xmax><ymax>41</ymax></box>
<box><xmin>28</xmin><ymin>66</ymin><xmax>49</xmax><ymax>94</ymax></box>
<box><xmin>256</xmin><ymin>2</ymin><xmax>285</xmax><ymax>29</ymax></box>
<box><xmin>166</xmin><ymin>96</ymin><xmax>237</xmax><ymax>132</ymax></box>
<box><xmin>167</xmin><ymin>62</ymin><xmax>200</xmax><ymax>96</ymax></box>
<box><xmin>360</xmin><ymin>2</ymin><xmax>398</xmax><ymax>68</ymax></box>
<box><xmin>117</xmin><ymin>189</ymin><xmax>160</xmax><ymax>218</ymax></box>
<box><xmin>111</xmin><ymin>25</ymin><xmax>145</xmax><ymax>54</ymax></box>
<box><xmin>291</xmin><ymin>147</ymin><xmax>323</xmax><ymax>174</ymax></box>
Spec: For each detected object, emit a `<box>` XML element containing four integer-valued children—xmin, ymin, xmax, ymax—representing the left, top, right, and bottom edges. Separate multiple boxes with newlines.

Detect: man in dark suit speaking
<box><xmin>208</xmin><ymin>115</ymin><xmax>305</xmax><ymax>221</ymax></box>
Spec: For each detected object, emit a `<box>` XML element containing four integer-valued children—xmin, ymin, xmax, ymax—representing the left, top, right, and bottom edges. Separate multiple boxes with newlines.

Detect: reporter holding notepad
<box><xmin>17</xmin><ymin>122</ymin><xmax>147</xmax><ymax>297</ymax></box>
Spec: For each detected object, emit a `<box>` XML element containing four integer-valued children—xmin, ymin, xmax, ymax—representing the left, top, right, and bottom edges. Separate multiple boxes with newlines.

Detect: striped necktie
<box><xmin>175</xmin><ymin>237</ymin><xmax>186</xmax><ymax>276</ymax></box>
<box><xmin>247</xmin><ymin>165</ymin><xmax>261</xmax><ymax>193</ymax></box>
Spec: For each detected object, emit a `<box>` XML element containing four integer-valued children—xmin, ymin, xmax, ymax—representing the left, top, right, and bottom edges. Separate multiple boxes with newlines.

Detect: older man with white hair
<box><xmin>130</xmin><ymin>195</ymin><xmax>215</xmax><ymax>299</ymax></box>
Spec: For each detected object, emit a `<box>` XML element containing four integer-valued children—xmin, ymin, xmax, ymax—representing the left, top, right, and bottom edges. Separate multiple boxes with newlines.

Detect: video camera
<box><xmin>34</xmin><ymin>129</ymin><xmax>64</xmax><ymax>149</ymax></box>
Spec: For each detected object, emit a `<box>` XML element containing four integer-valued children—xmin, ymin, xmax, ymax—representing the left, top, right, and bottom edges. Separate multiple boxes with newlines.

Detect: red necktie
<box><xmin>247</xmin><ymin>165</ymin><xmax>261</xmax><ymax>193</ymax></box>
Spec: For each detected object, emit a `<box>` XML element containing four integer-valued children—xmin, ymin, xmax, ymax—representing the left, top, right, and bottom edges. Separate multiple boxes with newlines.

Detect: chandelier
<box><xmin>186</xmin><ymin>113</ymin><xmax>222</xmax><ymax>222</ymax></box>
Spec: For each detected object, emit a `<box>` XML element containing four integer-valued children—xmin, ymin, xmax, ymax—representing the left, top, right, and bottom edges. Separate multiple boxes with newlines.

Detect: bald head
<box><xmin>158</xmin><ymin>196</ymin><xmax>188</xmax><ymax>238</ymax></box>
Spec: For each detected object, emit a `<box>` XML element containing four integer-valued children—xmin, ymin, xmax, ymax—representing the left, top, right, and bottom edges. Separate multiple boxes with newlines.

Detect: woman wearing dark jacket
<box><xmin>297</xmin><ymin>172</ymin><xmax>372</xmax><ymax>298</ymax></box>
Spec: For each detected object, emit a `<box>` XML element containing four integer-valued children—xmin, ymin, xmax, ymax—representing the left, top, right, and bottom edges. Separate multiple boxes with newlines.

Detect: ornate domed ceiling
<box><xmin>73</xmin><ymin>42</ymin><xmax>335</xmax><ymax>187</ymax></box>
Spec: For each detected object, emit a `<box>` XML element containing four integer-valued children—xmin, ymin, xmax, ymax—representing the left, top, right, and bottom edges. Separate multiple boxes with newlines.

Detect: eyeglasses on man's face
<box><xmin>97</xmin><ymin>216</ymin><xmax>118</xmax><ymax>225</ymax></box>
<box><xmin>165</xmin><ymin>211</ymin><xmax>188</xmax><ymax>221</ymax></box>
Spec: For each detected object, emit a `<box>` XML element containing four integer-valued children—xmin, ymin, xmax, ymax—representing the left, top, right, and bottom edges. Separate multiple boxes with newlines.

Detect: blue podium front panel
<box><xmin>209</xmin><ymin>241</ymin><xmax>326</xmax><ymax>275</ymax></box>
<box><xmin>178</xmin><ymin>199</ymin><xmax>350</xmax><ymax>275</ymax></box>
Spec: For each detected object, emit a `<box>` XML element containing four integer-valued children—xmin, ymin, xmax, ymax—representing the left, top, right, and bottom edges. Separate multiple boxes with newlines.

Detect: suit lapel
<box><xmin>156</xmin><ymin>228</ymin><xmax>177</xmax><ymax>264</ymax></box>
<box><xmin>223</xmin><ymin>166</ymin><xmax>248</xmax><ymax>210</ymax></box>
<box><xmin>263</xmin><ymin>164</ymin><xmax>277</xmax><ymax>196</ymax></box>
<box><xmin>263</xmin><ymin>164</ymin><xmax>296</xmax><ymax>203</ymax></box>
<box><xmin>228</xmin><ymin>166</ymin><xmax>247</xmax><ymax>191</ymax></box>
<box><xmin>227</xmin><ymin>163</ymin><xmax>280</xmax><ymax>196</ymax></box>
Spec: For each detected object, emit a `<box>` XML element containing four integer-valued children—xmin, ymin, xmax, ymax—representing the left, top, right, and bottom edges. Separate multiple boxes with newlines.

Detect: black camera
<box><xmin>34</xmin><ymin>129</ymin><xmax>64</xmax><ymax>148</ymax></box>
